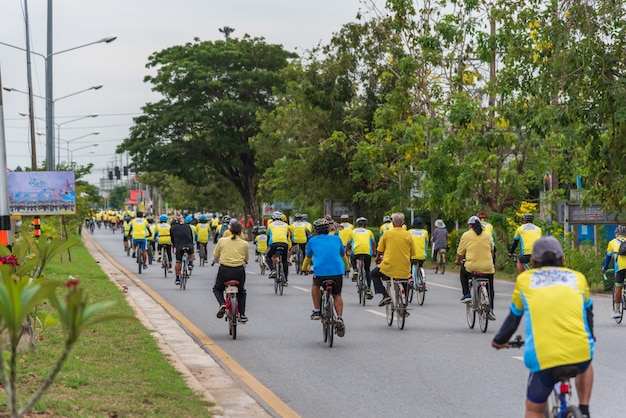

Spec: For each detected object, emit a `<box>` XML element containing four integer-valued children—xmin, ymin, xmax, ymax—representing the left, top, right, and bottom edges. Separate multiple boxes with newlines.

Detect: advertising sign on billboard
<box><xmin>8</xmin><ymin>171</ymin><xmax>76</xmax><ymax>215</ymax></box>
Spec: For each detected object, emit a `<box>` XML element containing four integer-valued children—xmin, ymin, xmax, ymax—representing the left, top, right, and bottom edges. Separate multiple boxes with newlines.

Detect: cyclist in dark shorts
<box><xmin>301</xmin><ymin>218</ymin><xmax>350</xmax><ymax>337</ymax></box>
<box><xmin>170</xmin><ymin>217</ymin><xmax>195</xmax><ymax>286</ymax></box>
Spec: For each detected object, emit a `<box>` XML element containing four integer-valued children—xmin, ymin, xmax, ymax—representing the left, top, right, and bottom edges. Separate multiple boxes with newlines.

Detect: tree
<box><xmin>118</xmin><ymin>36</ymin><xmax>296</xmax><ymax>219</ymax></box>
<box><xmin>109</xmin><ymin>185</ymin><xmax>130</xmax><ymax>210</ymax></box>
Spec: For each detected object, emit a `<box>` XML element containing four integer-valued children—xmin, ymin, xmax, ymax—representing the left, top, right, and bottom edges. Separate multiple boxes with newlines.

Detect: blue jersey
<box><xmin>306</xmin><ymin>234</ymin><xmax>345</xmax><ymax>276</ymax></box>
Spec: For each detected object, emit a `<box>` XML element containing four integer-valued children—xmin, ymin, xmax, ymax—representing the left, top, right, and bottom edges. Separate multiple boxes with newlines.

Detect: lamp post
<box><xmin>0</xmin><ymin>35</ymin><xmax>116</xmax><ymax>170</ymax></box>
<box><xmin>58</xmin><ymin>143</ymin><xmax>98</xmax><ymax>165</ymax></box>
<box><xmin>62</xmin><ymin>132</ymin><xmax>99</xmax><ymax>163</ymax></box>
<box><xmin>20</xmin><ymin>112</ymin><xmax>98</xmax><ymax>164</ymax></box>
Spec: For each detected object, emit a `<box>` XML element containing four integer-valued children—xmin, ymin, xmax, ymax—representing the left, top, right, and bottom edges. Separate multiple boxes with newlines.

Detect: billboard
<box><xmin>8</xmin><ymin>171</ymin><xmax>76</xmax><ymax>215</ymax></box>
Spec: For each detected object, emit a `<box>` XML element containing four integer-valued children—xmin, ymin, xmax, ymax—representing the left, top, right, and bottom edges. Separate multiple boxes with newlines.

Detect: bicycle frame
<box><xmin>467</xmin><ymin>273</ymin><xmax>490</xmax><ymax>332</ymax></box>
<box><xmin>544</xmin><ymin>366</ymin><xmax>581</xmax><ymax>418</ymax></box>
<box><xmin>224</xmin><ymin>280</ymin><xmax>239</xmax><ymax>340</ymax></box>
<box><xmin>320</xmin><ymin>280</ymin><xmax>335</xmax><ymax>347</ymax></box>
<box><xmin>386</xmin><ymin>277</ymin><xmax>409</xmax><ymax>330</ymax></box>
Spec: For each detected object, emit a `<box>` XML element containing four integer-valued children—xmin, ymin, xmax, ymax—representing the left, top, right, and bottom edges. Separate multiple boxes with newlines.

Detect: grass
<box><xmin>0</xmin><ymin>237</ymin><xmax>214</xmax><ymax>417</ymax></box>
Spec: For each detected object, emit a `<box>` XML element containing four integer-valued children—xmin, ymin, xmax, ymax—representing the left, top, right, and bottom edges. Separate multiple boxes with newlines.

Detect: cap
<box><xmin>467</xmin><ymin>215</ymin><xmax>480</xmax><ymax>224</ymax></box>
<box><xmin>531</xmin><ymin>237</ymin><xmax>564</xmax><ymax>262</ymax></box>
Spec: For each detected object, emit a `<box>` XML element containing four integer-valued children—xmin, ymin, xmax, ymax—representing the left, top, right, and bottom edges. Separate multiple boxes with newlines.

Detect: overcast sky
<box><xmin>1</xmin><ymin>0</ymin><xmax>370</xmax><ymax>187</ymax></box>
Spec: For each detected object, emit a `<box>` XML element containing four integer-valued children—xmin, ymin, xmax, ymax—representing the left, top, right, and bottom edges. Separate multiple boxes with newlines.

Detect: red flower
<box><xmin>64</xmin><ymin>278</ymin><xmax>80</xmax><ymax>288</ymax></box>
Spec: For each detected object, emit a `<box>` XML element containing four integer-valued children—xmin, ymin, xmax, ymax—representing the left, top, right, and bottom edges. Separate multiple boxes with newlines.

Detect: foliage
<box><xmin>119</xmin><ymin>35</ymin><xmax>296</xmax><ymax>219</ymax></box>
<box><xmin>0</xmin><ymin>234</ymin><xmax>124</xmax><ymax>418</ymax></box>
<box><xmin>108</xmin><ymin>184</ymin><xmax>130</xmax><ymax>210</ymax></box>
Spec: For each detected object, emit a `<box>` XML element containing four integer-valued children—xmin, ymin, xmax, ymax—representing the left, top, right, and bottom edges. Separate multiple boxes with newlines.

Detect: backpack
<box><xmin>618</xmin><ymin>240</ymin><xmax>626</xmax><ymax>256</ymax></box>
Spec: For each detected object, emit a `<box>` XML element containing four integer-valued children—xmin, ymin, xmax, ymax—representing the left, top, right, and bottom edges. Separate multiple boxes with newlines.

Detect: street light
<box><xmin>4</xmin><ymin>84</ymin><xmax>102</xmax><ymax>102</ymax></box>
<box><xmin>58</xmin><ymin>143</ymin><xmax>98</xmax><ymax>165</ymax></box>
<box><xmin>0</xmin><ymin>35</ymin><xmax>116</xmax><ymax>169</ymax></box>
<box><xmin>20</xmin><ymin>112</ymin><xmax>98</xmax><ymax>164</ymax></box>
<box><xmin>62</xmin><ymin>132</ymin><xmax>100</xmax><ymax>163</ymax></box>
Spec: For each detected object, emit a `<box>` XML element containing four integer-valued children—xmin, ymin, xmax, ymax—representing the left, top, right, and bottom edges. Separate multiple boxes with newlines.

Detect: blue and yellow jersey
<box><xmin>210</xmin><ymin>217</ymin><xmax>220</xmax><ymax>229</ymax></box>
<box><xmin>155</xmin><ymin>222</ymin><xmax>171</xmax><ymax>245</ymax></box>
<box><xmin>606</xmin><ymin>238</ymin><xmax>626</xmax><ymax>272</ymax></box>
<box><xmin>123</xmin><ymin>221</ymin><xmax>131</xmax><ymax>237</ymax></box>
<box><xmin>408</xmin><ymin>228</ymin><xmax>429</xmax><ymax>260</ymax></box>
<box><xmin>379</xmin><ymin>222</ymin><xmax>392</xmax><ymax>237</ymax></box>
<box><xmin>290</xmin><ymin>221</ymin><xmax>309</xmax><ymax>244</ymax></box>
<box><xmin>338</xmin><ymin>222</ymin><xmax>354</xmax><ymax>246</ymax></box>
<box><xmin>268</xmin><ymin>220</ymin><xmax>291</xmax><ymax>245</ymax></box>
<box><xmin>513</xmin><ymin>223</ymin><xmax>542</xmax><ymax>255</ymax></box>
<box><xmin>511</xmin><ymin>267</ymin><xmax>594</xmax><ymax>372</ymax></box>
<box><xmin>195</xmin><ymin>223</ymin><xmax>211</xmax><ymax>243</ymax></box>
<box><xmin>350</xmin><ymin>227</ymin><xmax>376</xmax><ymax>256</ymax></box>
<box><xmin>130</xmin><ymin>218</ymin><xmax>151</xmax><ymax>239</ymax></box>
<box><xmin>255</xmin><ymin>234</ymin><xmax>268</xmax><ymax>253</ymax></box>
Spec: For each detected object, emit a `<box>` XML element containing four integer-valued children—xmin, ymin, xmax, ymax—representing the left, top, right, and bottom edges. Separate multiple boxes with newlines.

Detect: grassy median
<box><xmin>0</xmin><ymin>237</ymin><xmax>213</xmax><ymax>417</ymax></box>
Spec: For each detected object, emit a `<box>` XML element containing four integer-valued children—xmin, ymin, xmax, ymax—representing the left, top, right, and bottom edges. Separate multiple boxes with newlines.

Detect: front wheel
<box><xmin>385</xmin><ymin>285</ymin><xmax>393</xmax><ymax>326</ymax></box>
<box><xmin>416</xmin><ymin>268</ymin><xmax>426</xmax><ymax>305</ymax></box>
<box><xmin>466</xmin><ymin>285</ymin><xmax>476</xmax><ymax>329</ymax></box>
<box><xmin>396</xmin><ymin>284</ymin><xmax>406</xmax><ymax>330</ymax></box>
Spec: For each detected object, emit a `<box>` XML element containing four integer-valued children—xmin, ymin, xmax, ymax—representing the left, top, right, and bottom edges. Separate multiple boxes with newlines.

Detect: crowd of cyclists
<box><xmin>86</xmin><ymin>206</ymin><xmax>605</xmax><ymax>417</ymax></box>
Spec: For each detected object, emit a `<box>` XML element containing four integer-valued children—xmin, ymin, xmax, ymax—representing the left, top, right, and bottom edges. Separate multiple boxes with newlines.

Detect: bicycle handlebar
<box><xmin>508</xmin><ymin>335</ymin><xmax>524</xmax><ymax>348</ymax></box>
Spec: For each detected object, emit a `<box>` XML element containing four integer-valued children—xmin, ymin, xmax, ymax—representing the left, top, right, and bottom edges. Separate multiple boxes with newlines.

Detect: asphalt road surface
<box><xmin>90</xmin><ymin>226</ymin><xmax>617</xmax><ymax>417</ymax></box>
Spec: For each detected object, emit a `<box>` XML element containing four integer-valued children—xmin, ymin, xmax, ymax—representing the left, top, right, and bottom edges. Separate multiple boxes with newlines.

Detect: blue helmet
<box><xmin>200</xmin><ymin>215</ymin><xmax>206</xmax><ymax>222</ymax></box>
<box><xmin>185</xmin><ymin>215</ymin><xmax>192</xmax><ymax>223</ymax></box>
<box><xmin>159</xmin><ymin>214</ymin><xmax>168</xmax><ymax>222</ymax></box>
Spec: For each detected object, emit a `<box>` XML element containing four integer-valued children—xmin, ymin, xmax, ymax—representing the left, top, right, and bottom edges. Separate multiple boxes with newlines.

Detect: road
<box><xmin>89</xmin><ymin>226</ymin><xmax>617</xmax><ymax>417</ymax></box>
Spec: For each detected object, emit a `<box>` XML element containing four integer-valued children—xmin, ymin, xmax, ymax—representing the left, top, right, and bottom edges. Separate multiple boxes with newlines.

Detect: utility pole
<box><xmin>0</xmin><ymin>63</ymin><xmax>13</xmax><ymax>247</ymax></box>
<box><xmin>24</xmin><ymin>0</ymin><xmax>37</xmax><ymax>170</ymax></box>
<box><xmin>218</xmin><ymin>26</ymin><xmax>235</xmax><ymax>40</ymax></box>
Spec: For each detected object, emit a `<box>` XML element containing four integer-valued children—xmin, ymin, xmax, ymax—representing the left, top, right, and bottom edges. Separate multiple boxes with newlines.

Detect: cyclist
<box><xmin>379</xmin><ymin>215</ymin><xmax>392</xmax><ymax>238</ymax></box>
<box><xmin>210</xmin><ymin>214</ymin><xmax>220</xmax><ymax>240</ymax></box>
<box><xmin>431</xmin><ymin>219</ymin><xmax>448</xmax><ymax>271</ymax></box>
<box><xmin>289</xmin><ymin>213</ymin><xmax>309</xmax><ymax>266</ymax></box>
<box><xmin>338</xmin><ymin>214</ymin><xmax>354</xmax><ymax>254</ymax></box>
<box><xmin>146</xmin><ymin>217</ymin><xmax>156</xmax><ymax>262</ymax></box>
<box><xmin>302</xmin><ymin>218</ymin><xmax>350</xmax><ymax>337</ymax></box>
<box><xmin>477</xmin><ymin>211</ymin><xmax>497</xmax><ymax>265</ymax></box>
<box><xmin>301</xmin><ymin>213</ymin><xmax>313</xmax><ymax>234</ymax></box>
<box><xmin>195</xmin><ymin>215</ymin><xmax>211</xmax><ymax>262</ymax></box>
<box><xmin>602</xmin><ymin>225</ymin><xmax>626</xmax><ymax>319</ymax></box>
<box><xmin>349</xmin><ymin>217</ymin><xmax>376</xmax><ymax>298</ymax></box>
<box><xmin>122</xmin><ymin>215</ymin><xmax>132</xmax><ymax>253</ymax></box>
<box><xmin>171</xmin><ymin>217</ymin><xmax>195</xmax><ymax>286</ymax></box>
<box><xmin>371</xmin><ymin>213</ymin><xmax>416</xmax><ymax>307</ymax></box>
<box><xmin>184</xmin><ymin>215</ymin><xmax>196</xmax><ymax>269</ymax></box>
<box><xmin>456</xmin><ymin>216</ymin><xmax>495</xmax><ymax>319</ymax></box>
<box><xmin>254</xmin><ymin>226</ymin><xmax>268</xmax><ymax>263</ymax></box>
<box><xmin>215</xmin><ymin>215</ymin><xmax>231</xmax><ymax>243</ymax></box>
<box><xmin>492</xmin><ymin>237</ymin><xmax>594</xmax><ymax>418</ymax></box>
<box><xmin>408</xmin><ymin>217</ymin><xmax>428</xmax><ymax>279</ymax></box>
<box><xmin>129</xmin><ymin>211</ymin><xmax>152</xmax><ymax>270</ymax></box>
<box><xmin>266</xmin><ymin>211</ymin><xmax>292</xmax><ymax>284</ymax></box>
<box><xmin>508</xmin><ymin>213</ymin><xmax>542</xmax><ymax>274</ymax></box>
<box><xmin>155</xmin><ymin>214</ymin><xmax>173</xmax><ymax>273</ymax></box>
<box><xmin>213</xmin><ymin>221</ymin><xmax>249</xmax><ymax>323</ymax></box>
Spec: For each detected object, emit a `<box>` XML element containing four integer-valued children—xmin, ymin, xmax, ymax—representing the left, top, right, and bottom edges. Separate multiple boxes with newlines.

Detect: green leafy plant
<box><xmin>0</xmin><ymin>234</ymin><xmax>124</xmax><ymax>418</ymax></box>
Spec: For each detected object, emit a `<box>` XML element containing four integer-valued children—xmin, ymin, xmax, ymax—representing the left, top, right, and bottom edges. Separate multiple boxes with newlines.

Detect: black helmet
<box><xmin>136</xmin><ymin>211</ymin><xmax>144</xmax><ymax>218</ymax></box>
<box><xmin>356</xmin><ymin>217</ymin><xmax>367</xmax><ymax>227</ymax></box>
<box><xmin>171</xmin><ymin>217</ymin><xmax>180</xmax><ymax>225</ymax></box>
<box><xmin>411</xmin><ymin>217</ymin><xmax>424</xmax><ymax>229</ymax></box>
<box><xmin>616</xmin><ymin>225</ymin><xmax>626</xmax><ymax>237</ymax></box>
<box><xmin>522</xmin><ymin>213</ymin><xmax>534</xmax><ymax>223</ymax></box>
<box><xmin>257</xmin><ymin>226</ymin><xmax>267</xmax><ymax>234</ymax></box>
<box><xmin>313</xmin><ymin>218</ymin><xmax>330</xmax><ymax>235</ymax></box>
<box><xmin>222</xmin><ymin>215</ymin><xmax>231</xmax><ymax>223</ymax></box>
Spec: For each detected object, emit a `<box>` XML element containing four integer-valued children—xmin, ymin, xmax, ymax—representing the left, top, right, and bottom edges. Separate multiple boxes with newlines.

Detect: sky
<box><xmin>0</xmin><ymin>0</ymin><xmax>370</xmax><ymax>189</ymax></box>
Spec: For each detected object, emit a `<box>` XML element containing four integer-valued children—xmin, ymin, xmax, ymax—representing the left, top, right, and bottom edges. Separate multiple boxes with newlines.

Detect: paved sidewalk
<box><xmin>83</xmin><ymin>233</ymin><xmax>273</xmax><ymax>418</ymax></box>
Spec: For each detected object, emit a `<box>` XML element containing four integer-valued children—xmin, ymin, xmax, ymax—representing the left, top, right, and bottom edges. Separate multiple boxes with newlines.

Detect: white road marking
<box><xmin>513</xmin><ymin>356</ymin><xmax>524</xmax><ymax>361</ymax></box>
<box><xmin>366</xmin><ymin>309</ymin><xmax>386</xmax><ymax>317</ymax></box>
<box><xmin>292</xmin><ymin>286</ymin><xmax>309</xmax><ymax>293</ymax></box>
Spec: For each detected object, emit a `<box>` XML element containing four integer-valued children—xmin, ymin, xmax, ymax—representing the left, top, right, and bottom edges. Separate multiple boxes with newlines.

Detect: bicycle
<box><xmin>355</xmin><ymin>256</ymin><xmax>369</xmax><ymax>306</ymax></box>
<box><xmin>161</xmin><ymin>245</ymin><xmax>170</xmax><ymax>278</ymax></box>
<box><xmin>410</xmin><ymin>263</ymin><xmax>426</xmax><ymax>305</ymax></box>
<box><xmin>603</xmin><ymin>269</ymin><xmax>624</xmax><ymax>324</ymax></box>
<box><xmin>506</xmin><ymin>336</ymin><xmax>584</xmax><ymax>418</ymax></box>
<box><xmin>434</xmin><ymin>248</ymin><xmax>446</xmax><ymax>274</ymax></box>
<box><xmin>179</xmin><ymin>249</ymin><xmax>190</xmax><ymax>290</ymax></box>
<box><xmin>294</xmin><ymin>244</ymin><xmax>304</xmax><ymax>275</ymax></box>
<box><xmin>320</xmin><ymin>279</ymin><xmax>337</xmax><ymax>347</ymax></box>
<box><xmin>124</xmin><ymin>238</ymin><xmax>131</xmax><ymax>257</ymax></box>
<box><xmin>136</xmin><ymin>245</ymin><xmax>144</xmax><ymax>274</ymax></box>
<box><xmin>385</xmin><ymin>277</ymin><xmax>409</xmax><ymax>330</ymax></box>
<box><xmin>466</xmin><ymin>271</ymin><xmax>491</xmax><ymax>332</ymax></box>
<box><xmin>147</xmin><ymin>242</ymin><xmax>154</xmax><ymax>265</ymax></box>
<box><xmin>258</xmin><ymin>252</ymin><xmax>266</xmax><ymax>275</ymax></box>
<box><xmin>508</xmin><ymin>253</ymin><xmax>531</xmax><ymax>271</ymax></box>
<box><xmin>198</xmin><ymin>242</ymin><xmax>207</xmax><ymax>267</ymax></box>
<box><xmin>274</xmin><ymin>248</ymin><xmax>286</xmax><ymax>295</ymax></box>
<box><xmin>223</xmin><ymin>280</ymin><xmax>240</xmax><ymax>340</ymax></box>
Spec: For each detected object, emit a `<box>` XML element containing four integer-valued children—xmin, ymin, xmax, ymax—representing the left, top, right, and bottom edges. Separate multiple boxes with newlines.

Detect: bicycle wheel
<box><xmin>616</xmin><ymin>288</ymin><xmax>625</xmax><ymax>324</ymax></box>
<box><xmin>322</xmin><ymin>293</ymin><xmax>329</xmax><ymax>342</ymax></box>
<box><xmin>296</xmin><ymin>247</ymin><xmax>302</xmax><ymax>275</ymax></box>
<box><xmin>408</xmin><ymin>265</ymin><xmax>416</xmax><ymax>304</ymax></box>
<box><xmin>385</xmin><ymin>282</ymin><xmax>394</xmax><ymax>326</ymax></box>
<box><xmin>147</xmin><ymin>245</ymin><xmax>153</xmax><ymax>265</ymax></box>
<box><xmin>199</xmin><ymin>245</ymin><xmax>206</xmax><ymax>267</ymax></box>
<box><xmin>126</xmin><ymin>241</ymin><xmax>130</xmax><ymax>257</ymax></box>
<box><xmin>230</xmin><ymin>294</ymin><xmax>237</xmax><ymax>340</ymax></box>
<box><xmin>162</xmin><ymin>251</ymin><xmax>168</xmax><ymax>278</ymax></box>
<box><xmin>396</xmin><ymin>282</ymin><xmax>406</xmax><ymax>330</ymax></box>
<box><xmin>417</xmin><ymin>268</ymin><xmax>426</xmax><ymax>305</ymax></box>
<box><xmin>138</xmin><ymin>251</ymin><xmax>142</xmax><ymax>274</ymax></box>
<box><xmin>327</xmin><ymin>315</ymin><xmax>334</xmax><ymax>347</ymax></box>
<box><xmin>358</xmin><ymin>264</ymin><xmax>366</xmax><ymax>306</ymax></box>
<box><xmin>277</xmin><ymin>260</ymin><xmax>284</xmax><ymax>295</ymax></box>
<box><xmin>259</xmin><ymin>257</ymin><xmax>266</xmax><ymax>275</ymax></box>
<box><xmin>478</xmin><ymin>284</ymin><xmax>489</xmax><ymax>333</ymax></box>
<box><xmin>563</xmin><ymin>405</ymin><xmax>583</xmax><ymax>418</ymax></box>
<box><xmin>466</xmin><ymin>282</ymin><xmax>476</xmax><ymax>329</ymax></box>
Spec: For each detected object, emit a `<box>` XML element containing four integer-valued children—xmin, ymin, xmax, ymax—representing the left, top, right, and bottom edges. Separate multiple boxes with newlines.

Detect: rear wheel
<box><xmin>278</xmin><ymin>261</ymin><xmax>285</xmax><ymax>295</ymax></box>
<box><xmin>439</xmin><ymin>251</ymin><xmax>446</xmax><ymax>274</ymax></box>
<box><xmin>417</xmin><ymin>268</ymin><xmax>426</xmax><ymax>305</ymax></box>
<box><xmin>199</xmin><ymin>245</ymin><xmax>206</xmax><ymax>267</ymax></box>
<box><xmin>397</xmin><ymin>283</ymin><xmax>406</xmax><ymax>330</ymax></box>
<box><xmin>259</xmin><ymin>256</ymin><xmax>266</xmax><ymax>275</ymax></box>
<box><xmin>138</xmin><ymin>252</ymin><xmax>142</xmax><ymax>274</ymax></box>
<box><xmin>563</xmin><ymin>405</ymin><xmax>583</xmax><ymax>418</ymax></box>
<box><xmin>543</xmin><ymin>389</ymin><xmax>559</xmax><ymax>418</ymax></box>
<box><xmin>385</xmin><ymin>283</ymin><xmax>393</xmax><ymax>326</ymax></box>
<box><xmin>162</xmin><ymin>252</ymin><xmax>168</xmax><ymax>278</ymax></box>
<box><xmin>466</xmin><ymin>282</ymin><xmax>476</xmax><ymax>329</ymax></box>
<box><xmin>147</xmin><ymin>245</ymin><xmax>153</xmax><ymax>265</ymax></box>
<box><xmin>616</xmin><ymin>288</ymin><xmax>625</xmax><ymax>324</ymax></box>
<box><xmin>321</xmin><ymin>294</ymin><xmax>329</xmax><ymax>342</ymax></box>
<box><xmin>230</xmin><ymin>294</ymin><xmax>237</xmax><ymax>340</ymax></box>
<box><xmin>478</xmin><ymin>284</ymin><xmax>489</xmax><ymax>332</ymax></box>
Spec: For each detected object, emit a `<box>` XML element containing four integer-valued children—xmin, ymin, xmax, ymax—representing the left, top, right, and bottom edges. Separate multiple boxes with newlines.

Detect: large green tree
<box><xmin>118</xmin><ymin>36</ymin><xmax>296</xmax><ymax>218</ymax></box>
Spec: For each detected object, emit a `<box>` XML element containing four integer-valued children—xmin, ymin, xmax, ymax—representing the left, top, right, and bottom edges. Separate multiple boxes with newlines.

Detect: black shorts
<box><xmin>616</xmin><ymin>269</ymin><xmax>626</xmax><ymax>285</ymax></box>
<box><xmin>313</xmin><ymin>274</ymin><xmax>343</xmax><ymax>295</ymax></box>
<box><xmin>175</xmin><ymin>245</ymin><xmax>194</xmax><ymax>263</ymax></box>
